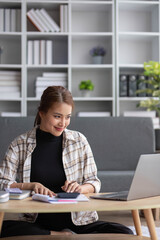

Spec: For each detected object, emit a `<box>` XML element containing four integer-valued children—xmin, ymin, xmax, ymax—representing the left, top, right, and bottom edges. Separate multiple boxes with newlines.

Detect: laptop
<box><xmin>90</xmin><ymin>153</ymin><xmax>160</xmax><ymax>201</ymax></box>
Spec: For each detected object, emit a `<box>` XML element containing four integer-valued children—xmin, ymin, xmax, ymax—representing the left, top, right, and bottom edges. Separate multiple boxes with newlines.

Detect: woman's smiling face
<box><xmin>39</xmin><ymin>102</ymin><xmax>72</xmax><ymax>136</ymax></box>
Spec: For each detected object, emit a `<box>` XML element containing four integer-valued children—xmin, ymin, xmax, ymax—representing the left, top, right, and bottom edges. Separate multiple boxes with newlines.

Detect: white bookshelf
<box><xmin>1</xmin><ymin>0</ymin><xmax>160</xmax><ymax>117</ymax></box>
<box><xmin>116</xmin><ymin>0</ymin><xmax>160</xmax><ymax>116</ymax></box>
<box><xmin>0</xmin><ymin>0</ymin><xmax>115</xmax><ymax>117</ymax></box>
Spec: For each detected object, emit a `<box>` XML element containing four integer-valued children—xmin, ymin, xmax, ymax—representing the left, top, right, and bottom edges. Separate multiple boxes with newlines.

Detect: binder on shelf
<box><xmin>40</xmin><ymin>8</ymin><xmax>60</xmax><ymax>32</ymax></box>
<box><xmin>128</xmin><ymin>75</ymin><xmax>137</xmax><ymax>97</ymax></box>
<box><xmin>119</xmin><ymin>74</ymin><xmax>128</xmax><ymax>97</ymax></box>
<box><xmin>137</xmin><ymin>75</ymin><xmax>147</xmax><ymax>97</ymax></box>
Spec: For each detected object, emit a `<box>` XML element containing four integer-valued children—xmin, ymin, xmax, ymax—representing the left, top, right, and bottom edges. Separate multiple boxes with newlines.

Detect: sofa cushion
<box><xmin>98</xmin><ymin>171</ymin><xmax>134</xmax><ymax>192</ymax></box>
<box><xmin>69</xmin><ymin>117</ymin><xmax>155</xmax><ymax>171</ymax></box>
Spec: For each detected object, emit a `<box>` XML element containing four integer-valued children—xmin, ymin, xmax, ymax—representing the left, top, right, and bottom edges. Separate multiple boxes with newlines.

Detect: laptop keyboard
<box><xmin>103</xmin><ymin>191</ymin><xmax>129</xmax><ymax>200</ymax></box>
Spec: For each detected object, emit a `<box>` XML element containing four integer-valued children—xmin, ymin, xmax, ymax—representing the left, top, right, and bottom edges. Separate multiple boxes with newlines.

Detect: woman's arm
<box><xmin>10</xmin><ymin>182</ymin><xmax>56</xmax><ymax>197</ymax></box>
<box><xmin>61</xmin><ymin>180</ymin><xmax>95</xmax><ymax>194</ymax></box>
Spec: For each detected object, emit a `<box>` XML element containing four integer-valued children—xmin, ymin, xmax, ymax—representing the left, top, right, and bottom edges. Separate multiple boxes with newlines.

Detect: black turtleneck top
<box><xmin>30</xmin><ymin>128</ymin><xmax>66</xmax><ymax>193</ymax></box>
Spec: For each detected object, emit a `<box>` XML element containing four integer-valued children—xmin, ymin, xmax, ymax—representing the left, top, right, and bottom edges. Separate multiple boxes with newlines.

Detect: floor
<box><xmin>98</xmin><ymin>210</ymin><xmax>160</xmax><ymax>228</ymax></box>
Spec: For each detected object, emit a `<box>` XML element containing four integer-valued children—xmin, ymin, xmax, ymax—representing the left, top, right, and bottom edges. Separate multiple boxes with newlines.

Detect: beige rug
<box><xmin>129</xmin><ymin>226</ymin><xmax>160</xmax><ymax>239</ymax></box>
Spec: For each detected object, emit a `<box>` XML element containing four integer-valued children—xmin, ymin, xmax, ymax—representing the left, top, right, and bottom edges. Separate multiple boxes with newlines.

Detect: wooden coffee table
<box><xmin>0</xmin><ymin>193</ymin><xmax>159</xmax><ymax>240</ymax></box>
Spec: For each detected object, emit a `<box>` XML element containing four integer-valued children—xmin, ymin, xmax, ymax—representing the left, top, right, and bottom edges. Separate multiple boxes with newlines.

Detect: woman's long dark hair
<box><xmin>34</xmin><ymin>86</ymin><xmax>74</xmax><ymax>126</ymax></box>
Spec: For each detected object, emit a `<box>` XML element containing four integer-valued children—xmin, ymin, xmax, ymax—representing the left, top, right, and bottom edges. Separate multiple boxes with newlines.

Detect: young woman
<box><xmin>0</xmin><ymin>86</ymin><xmax>133</xmax><ymax>237</ymax></box>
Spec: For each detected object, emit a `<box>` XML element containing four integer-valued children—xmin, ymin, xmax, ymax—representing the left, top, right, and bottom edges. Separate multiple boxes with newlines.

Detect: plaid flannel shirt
<box><xmin>0</xmin><ymin>126</ymin><xmax>101</xmax><ymax>225</ymax></box>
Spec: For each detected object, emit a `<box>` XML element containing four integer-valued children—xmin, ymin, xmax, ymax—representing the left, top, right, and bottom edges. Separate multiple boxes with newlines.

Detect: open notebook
<box><xmin>90</xmin><ymin>153</ymin><xmax>160</xmax><ymax>201</ymax></box>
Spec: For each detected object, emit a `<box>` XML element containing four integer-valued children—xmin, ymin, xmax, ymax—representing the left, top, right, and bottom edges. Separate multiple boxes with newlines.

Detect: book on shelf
<box><xmin>46</xmin><ymin>40</ymin><xmax>53</xmax><ymax>65</ymax></box>
<box><xmin>40</xmin><ymin>8</ymin><xmax>60</xmax><ymax>32</ymax></box>
<box><xmin>27</xmin><ymin>9</ymin><xmax>44</xmax><ymax>32</ymax></box>
<box><xmin>40</xmin><ymin>40</ymin><xmax>46</xmax><ymax>65</ymax></box>
<box><xmin>60</xmin><ymin>5</ymin><xmax>68</xmax><ymax>32</ymax></box>
<box><xmin>4</xmin><ymin>9</ymin><xmax>10</xmax><ymax>32</ymax></box>
<box><xmin>0</xmin><ymin>75</ymin><xmax>21</xmax><ymax>81</ymax></box>
<box><xmin>0</xmin><ymin>80</ymin><xmax>20</xmax><ymax>87</ymax></box>
<box><xmin>35</xmin><ymin>80</ymin><xmax>67</xmax><ymax>87</ymax></box>
<box><xmin>35</xmin><ymin>9</ymin><xmax>51</xmax><ymax>32</ymax></box>
<box><xmin>123</xmin><ymin>111</ymin><xmax>158</xmax><ymax>128</ymax></box>
<box><xmin>60</xmin><ymin>5</ymin><xmax>64</xmax><ymax>32</ymax></box>
<box><xmin>11</xmin><ymin>9</ymin><xmax>16</xmax><ymax>32</ymax></box>
<box><xmin>1</xmin><ymin>112</ymin><xmax>21</xmax><ymax>117</ymax></box>
<box><xmin>0</xmin><ymin>92</ymin><xmax>20</xmax><ymax>99</ymax></box>
<box><xmin>27</xmin><ymin>40</ymin><xmax>33</xmax><ymax>65</ymax></box>
<box><xmin>27</xmin><ymin>40</ymin><xmax>53</xmax><ymax>65</ymax></box>
<box><xmin>36</xmin><ymin>76</ymin><xmax>67</xmax><ymax>81</ymax></box>
<box><xmin>77</xmin><ymin>112</ymin><xmax>111</xmax><ymax>117</ymax></box>
<box><xmin>123</xmin><ymin>111</ymin><xmax>156</xmax><ymax>118</ymax></box>
<box><xmin>33</xmin><ymin>40</ymin><xmax>40</xmax><ymax>65</ymax></box>
<box><xmin>64</xmin><ymin>5</ymin><xmax>68</xmax><ymax>32</ymax></box>
<box><xmin>35</xmin><ymin>9</ymin><xmax>50</xmax><ymax>32</ymax></box>
<box><xmin>0</xmin><ymin>9</ymin><xmax>4</xmax><ymax>32</ymax></box>
<box><xmin>42</xmin><ymin>72</ymin><xmax>67</xmax><ymax>78</ymax></box>
<box><xmin>16</xmin><ymin>9</ymin><xmax>21</xmax><ymax>32</ymax></box>
<box><xmin>0</xmin><ymin>86</ymin><xmax>20</xmax><ymax>92</ymax></box>
<box><xmin>0</xmin><ymin>70</ymin><xmax>21</xmax><ymax>77</ymax></box>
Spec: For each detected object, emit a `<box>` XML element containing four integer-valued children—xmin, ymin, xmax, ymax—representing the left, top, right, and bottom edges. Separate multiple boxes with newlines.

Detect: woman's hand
<box><xmin>32</xmin><ymin>183</ymin><xmax>56</xmax><ymax>197</ymax></box>
<box><xmin>10</xmin><ymin>182</ymin><xmax>56</xmax><ymax>197</ymax></box>
<box><xmin>61</xmin><ymin>180</ymin><xmax>95</xmax><ymax>194</ymax></box>
<box><xmin>61</xmin><ymin>180</ymin><xmax>82</xmax><ymax>193</ymax></box>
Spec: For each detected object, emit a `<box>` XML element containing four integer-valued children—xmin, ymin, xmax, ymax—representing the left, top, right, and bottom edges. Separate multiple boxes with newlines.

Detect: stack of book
<box><xmin>77</xmin><ymin>112</ymin><xmax>111</xmax><ymax>117</ymax></box>
<box><xmin>27</xmin><ymin>8</ymin><xmax>60</xmax><ymax>32</ymax></box>
<box><xmin>0</xmin><ymin>70</ymin><xmax>21</xmax><ymax>99</ymax></box>
<box><xmin>123</xmin><ymin>111</ymin><xmax>159</xmax><ymax>129</ymax></box>
<box><xmin>60</xmin><ymin>5</ymin><xmax>68</xmax><ymax>32</ymax></box>
<box><xmin>27</xmin><ymin>40</ymin><xmax>53</xmax><ymax>65</ymax></box>
<box><xmin>35</xmin><ymin>72</ymin><xmax>67</xmax><ymax>98</ymax></box>
<box><xmin>0</xmin><ymin>8</ymin><xmax>21</xmax><ymax>32</ymax></box>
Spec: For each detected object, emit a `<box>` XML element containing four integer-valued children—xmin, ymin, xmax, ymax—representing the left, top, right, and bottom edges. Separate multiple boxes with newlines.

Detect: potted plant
<box><xmin>79</xmin><ymin>80</ymin><xmax>94</xmax><ymax>97</ymax></box>
<box><xmin>89</xmin><ymin>46</ymin><xmax>106</xmax><ymax>64</ymax></box>
<box><xmin>136</xmin><ymin>61</ymin><xmax>160</xmax><ymax>149</ymax></box>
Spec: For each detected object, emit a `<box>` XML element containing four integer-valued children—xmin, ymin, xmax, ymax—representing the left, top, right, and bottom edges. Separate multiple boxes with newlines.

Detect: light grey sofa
<box><xmin>0</xmin><ymin>116</ymin><xmax>155</xmax><ymax>192</ymax></box>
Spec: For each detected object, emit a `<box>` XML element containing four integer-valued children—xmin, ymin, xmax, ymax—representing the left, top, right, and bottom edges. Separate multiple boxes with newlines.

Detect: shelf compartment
<box><xmin>27</xmin><ymin>3</ymin><xmax>61</xmax><ymax>32</ymax></box>
<box><xmin>118</xmin><ymin>3</ymin><xmax>159</xmax><ymax>32</ymax></box>
<box><xmin>27</xmin><ymin>68</ymin><xmax>68</xmax><ymax>97</ymax></box>
<box><xmin>71</xmin><ymin>68</ymin><xmax>113</xmax><ymax>98</ymax></box>
<box><xmin>118</xmin><ymin>35</ymin><xmax>159</xmax><ymax>65</ymax></box>
<box><xmin>0</xmin><ymin>101</ymin><xmax>21</xmax><ymax>117</ymax></box>
<box><xmin>73</xmin><ymin>100</ymin><xmax>113</xmax><ymax>117</ymax></box>
<box><xmin>0</xmin><ymin>35</ymin><xmax>21</xmax><ymax>64</ymax></box>
<box><xmin>27</xmin><ymin>35</ymin><xmax>68</xmax><ymax>65</ymax></box>
<box><xmin>71</xmin><ymin>3</ymin><xmax>113</xmax><ymax>32</ymax></box>
<box><xmin>72</xmin><ymin>35</ymin><xmax>112</xmax><ymax>65</ymax></box>
<box><xmin>119</xmin><ymin>99</ymin><xmax>147</xmax><ymax>116</ymax></box>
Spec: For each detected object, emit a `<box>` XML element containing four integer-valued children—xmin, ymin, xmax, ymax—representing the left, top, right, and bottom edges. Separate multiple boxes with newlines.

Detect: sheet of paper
<box><xmin>32</xmin><ymin>193</ymin><xmax>89</xmax><ymax>204</ymax></box>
